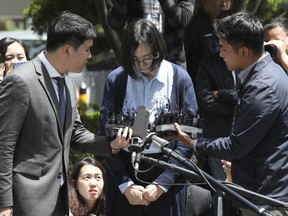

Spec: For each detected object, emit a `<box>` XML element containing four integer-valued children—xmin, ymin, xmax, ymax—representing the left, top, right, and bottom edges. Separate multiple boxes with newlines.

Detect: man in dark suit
<box><xmin>0</xmin><ymin>11</ymin><xmax>131</xmax><ymax>216</ymax></box>
<box><xmin>173</xmin><ymin>12</ymin><xmax>288</xmax><ymax>215</ymax></box>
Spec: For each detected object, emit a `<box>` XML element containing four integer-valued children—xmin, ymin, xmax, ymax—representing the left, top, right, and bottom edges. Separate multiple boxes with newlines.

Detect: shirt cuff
<box><xmin>118</xmin><ymin>180</ymin><xmax>134</xmax><ymax>194</ymax></box>
<box><xmin>153</xmin><ymin>181</ymin><xmax>168</xmax><ymax>193</ymax></box>
<box><xmin>194</xmin><ymin>139</ymin><xmax>198</xmax><ymax>151</ymax></box>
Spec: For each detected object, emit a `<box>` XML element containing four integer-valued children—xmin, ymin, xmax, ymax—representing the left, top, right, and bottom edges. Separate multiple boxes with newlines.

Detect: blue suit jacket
<box><xmin>197</xmin><ymin>54</ymin><xmax>288</xmax><ymax>202</ymax></box>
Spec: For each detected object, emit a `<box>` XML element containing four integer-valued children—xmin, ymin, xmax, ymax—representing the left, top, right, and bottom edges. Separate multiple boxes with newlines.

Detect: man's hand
<box><xmin>221</xmin><ymin>160</ymin><xmax>232</xmax><ymax>183</ymax></box>
<box><xmin>110</xmin><ymin>127</ymin><xmax>132</xmax><ymax>150</ymax></box>
<box><xmin>265</xmin><ymin>40</ymin><xmax>288</xmax><ymax>72</ymax></box>
<box><xmin>124</xmin><ymin>185</ymin><xmax>150</xmax><ymax>206</ymax></box>
<box><xmin>142</xmin><ymin>184</ymin><xmax>164</xmax><ymax>202</ymax></box>
<box><xmin>168</xmin><ymin>123</ymin><xmax>195</xmax><ymax>148</ymax></box>
<box><xmin>0</xmin><ymin>207</ymin><xmax>13</xmax><ymax>216</ymax></box>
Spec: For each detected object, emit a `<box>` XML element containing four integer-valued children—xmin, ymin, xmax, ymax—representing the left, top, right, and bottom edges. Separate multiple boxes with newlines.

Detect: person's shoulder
<box><xmin>108</xmin><ymin>66</ymin><xmax>125</xmax><ymax>77</ymax></box>
<box><xmin>107</xmin><ymin>66</ymin><xmax>127</xmax><ymax>82</ymax></box>
<box><xmin>169</xmin><ymin>62</ymin><xmax>192</xmax><ymax>80</ymax></box>
<box><xmin>8</xmin><ymin>60</ymin><xmax>37</xmax><ymax>80</ymax></box>
<box><xmin>170</xmin><ymin>62</ymin><xmax>188</xmax><ymax>73</ymax></box>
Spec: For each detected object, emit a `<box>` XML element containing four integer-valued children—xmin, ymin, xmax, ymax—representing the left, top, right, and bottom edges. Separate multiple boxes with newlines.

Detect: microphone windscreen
<box><xmin>132</xmin><ymin>105</ymin><xmax>150</xmax><ymax>139</ymax></box>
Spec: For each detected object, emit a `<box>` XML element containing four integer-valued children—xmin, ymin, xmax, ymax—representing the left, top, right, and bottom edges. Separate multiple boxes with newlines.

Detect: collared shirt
<box><xmin>238</xmin><ymin>52</ymin><xmax>269</xmax><ymax>84</ymax></box>
<box><xmin>123</xmin><ymin>60</ymin><xmax>173</xmax><ymax>154</ymax></box>
<box><xmin>119</xmin><ymin>60</ymin><xmax>174</xmax><ymax>194</ymax></box>
<box><xmin>38</xmin><ymin>51</ymin><xmax>66</xmax><ymax>101</ymax></box>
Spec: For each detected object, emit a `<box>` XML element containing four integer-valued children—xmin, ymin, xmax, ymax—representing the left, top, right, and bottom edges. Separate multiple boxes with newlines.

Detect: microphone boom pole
<box><xmin>145</xmin><ymin>133</ymin><xmax>274</xmax><ymax>216</ymax></box>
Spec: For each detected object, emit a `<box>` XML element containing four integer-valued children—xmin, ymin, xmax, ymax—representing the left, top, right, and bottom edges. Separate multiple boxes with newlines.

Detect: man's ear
<box><xmin>240</xmin><ymin>47</ymin><xmax>250</xmax><ymax>57</ymax></box>
<box><xmin>62</xmin><ymin>44</ymin><xmax>71</xmax><ymax>56</ymax></box>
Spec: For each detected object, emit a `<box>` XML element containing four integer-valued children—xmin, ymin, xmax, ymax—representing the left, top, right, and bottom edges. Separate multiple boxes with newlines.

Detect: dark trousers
<box><xmin>185</xmin><ymin>185</ymin><xmax>213</xmax><ymax>216</ymax></box>
<box><xmin>51</xmin><ymin>185</ymin><xmax>67</xmax><ymax>216</ymax></box>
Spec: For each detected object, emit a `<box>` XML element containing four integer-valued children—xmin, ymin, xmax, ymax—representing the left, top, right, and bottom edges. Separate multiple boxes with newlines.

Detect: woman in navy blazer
<box><xmin>100</xmin><ymin>19</ymin><xmax>198</xmax><ymax>216</ymax></box>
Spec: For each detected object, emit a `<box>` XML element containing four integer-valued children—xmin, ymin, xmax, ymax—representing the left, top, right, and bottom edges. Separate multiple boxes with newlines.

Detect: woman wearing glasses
<box><xmin>100</xmin><ymin>19</ymin><xmax>199</xmax><ymax>216</ymax></box>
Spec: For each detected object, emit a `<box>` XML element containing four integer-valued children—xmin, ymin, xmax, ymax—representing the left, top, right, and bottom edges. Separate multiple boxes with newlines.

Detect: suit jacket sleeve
<box><xmin>196</xmin><ymin>80</ymin><xmax>280</xmax><ymax>160</ymax></box>
<box><xmin>0</xmin><ymin>75</ymin><xmax>29</xmax><ymax>207</ymax></box>
<box><xmin>158</xmin><ymin>0</ymin><xmax>195</xmax><ymax>29</ymax></box>
<box><xmin>70</xmin><ymin>108</ymin><xmax>111</xmax><ymax>157</ymax></box>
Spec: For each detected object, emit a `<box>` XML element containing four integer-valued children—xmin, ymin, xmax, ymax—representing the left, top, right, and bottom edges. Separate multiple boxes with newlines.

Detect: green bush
<box><xmin>68</xmin><ymin>100</ymin><xmax>105</xmax><ymax>176</ymax></box>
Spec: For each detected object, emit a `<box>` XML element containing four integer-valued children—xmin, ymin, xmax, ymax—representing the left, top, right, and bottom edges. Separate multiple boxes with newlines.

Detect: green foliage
<box><xmin>256</xmin><ymin>0</ymin><xmax>288</xmax><ymax>23</ymax></box>
<box><xmin>68</xmin><ymin>100</ymin><xmax>105</xmax><ymax>176</ymax></box>
<box><xmin>23</xmin><ymin>0</ymin><xmax>100</xmax><ymax>35</ymax></box>
<box><xmin>78</xmin><ymin>101</ymin><xmax>100</xmax><ymax>134</ymax></box>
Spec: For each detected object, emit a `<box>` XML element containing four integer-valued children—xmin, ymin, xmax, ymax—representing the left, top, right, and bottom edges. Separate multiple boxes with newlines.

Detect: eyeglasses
<box><xmin>133</xmin><ymin>56</ymin><xmax>154</xmax><ymax>67</ymax></box>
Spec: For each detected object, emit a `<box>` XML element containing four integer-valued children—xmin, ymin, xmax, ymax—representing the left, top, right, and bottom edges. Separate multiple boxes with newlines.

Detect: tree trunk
<box><xmin>231</xmin><ymin>0</ymin><xmax>249</xmax><ymax>11</ymax></box>
<box><xmin>246</xmin><ymin>0</ymin><xmax>264</xmax><ymax>14</ymax></box>
<box><xmin>93</xmin><ymin>0</ymin><xmax>121</xmax><ymax>64</ymax></box>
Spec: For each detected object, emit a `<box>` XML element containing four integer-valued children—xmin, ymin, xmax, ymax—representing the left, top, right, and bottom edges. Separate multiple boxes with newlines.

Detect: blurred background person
<box><xmin>264</xmin><ymin>17</ymin><xmax>288</xmax><ymax>73</ymax></box>
<box><xmin>69</xmin><ymin>157</ymin><xmax>105</xmax><ymax>216</ymax></box>
<box><xmin>0</xmin><ymin>54</ymin><xmax>5</xmax><ymax>82</ymax></box>
<box><xmin>107</xmin><ymin>0</ymin><xmax>196</xmax><ymax>69</ymax></box>
<box><xmin>184</xmin><ymin>0</ymin><xmax>232</xmax><ymax>85</ymax></box>
<box><xmin>0</xmin><ymin>37</ymin><xmax>30</xmax><ymax>76</ymax></box>
<box><xmin>196</xmin><ymin>52</ymin><xmax>238</xmax><ymax>181</ymax></box>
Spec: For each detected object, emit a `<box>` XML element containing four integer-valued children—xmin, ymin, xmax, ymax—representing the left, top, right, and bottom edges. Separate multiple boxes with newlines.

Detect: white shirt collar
<box><xmin>38</xmin><ymin>51</ymin><xmax>65</xmax><ymax>78</ymax></box>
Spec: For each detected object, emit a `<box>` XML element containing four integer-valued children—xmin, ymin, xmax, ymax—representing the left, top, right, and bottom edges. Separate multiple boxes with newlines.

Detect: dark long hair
<box><xmin>0</xmin><ymin>37</ymin><xmax>30</xmax><ymax>62</ymax></box>
<box><xmin>69</xmin><ymin>157</ymin><xmax>105</xmax><ymax>216</ymax></box>
<box><xmin>120</xmin><ymin>19</ymin><xmax>167</xmax><ymax>79</ymax></box>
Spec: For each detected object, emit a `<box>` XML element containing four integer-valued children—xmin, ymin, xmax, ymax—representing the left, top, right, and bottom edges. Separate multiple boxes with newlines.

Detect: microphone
<box><xmin>146</xmin><ymin>133</ymin><xmax>187</xmax><ymax>165</ymax></box>
<box><xmin>128</xmin><ymin>106</ymin><xmax>150</xmax><ymax>172</ymax></box>
<box><xmin>146</xmin><ymin>133</ymin><xmax>170</xmax><ymax>150</ymax></box>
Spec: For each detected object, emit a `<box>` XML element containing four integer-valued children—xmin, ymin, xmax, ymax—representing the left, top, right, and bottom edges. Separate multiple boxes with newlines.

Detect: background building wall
<box><xmin>0</xmin><ymin>0</ymin><xmax>33</xmax><ymax>18</ymax></box>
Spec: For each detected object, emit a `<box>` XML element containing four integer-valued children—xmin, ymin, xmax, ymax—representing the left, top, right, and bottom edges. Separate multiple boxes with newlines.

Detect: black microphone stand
<box><xmin>143</xmin><ymin>133</ymin><xmax>278</xmax><ymax>216</ymax></box>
